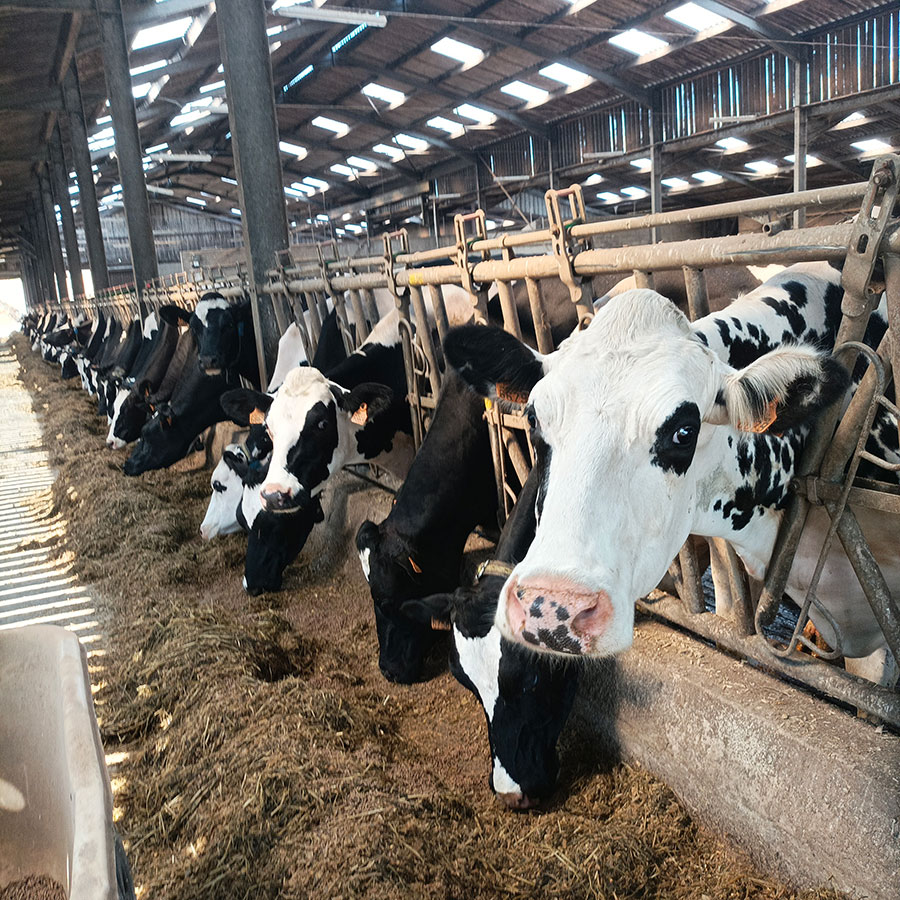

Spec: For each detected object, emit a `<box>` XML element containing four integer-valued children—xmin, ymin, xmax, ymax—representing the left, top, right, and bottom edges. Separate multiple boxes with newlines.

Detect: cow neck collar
<box><xmin>476</xmin><ymin>559</ymin><xmax>515</xmax><ymax>581</ymax></box>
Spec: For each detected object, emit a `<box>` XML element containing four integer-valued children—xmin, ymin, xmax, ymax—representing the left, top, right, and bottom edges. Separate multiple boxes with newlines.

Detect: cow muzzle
<box><xmin>495</xmin><ymin>791</ymin><xmax>537</xmax><ymax>811</ymax></box>
<box><xmin>198</xmin><ymin>357</ymin><xmax>223</xmax><ymax>375</ymax></box>
<box><xmin>503</xmin><ymin>574</ymin><xmax>613</xmax><ymax>656</ymax></box>
<box><xmin>260</xmin><ymin>484</ymin><xmax>303</xmax><ymax>513</ymax></box>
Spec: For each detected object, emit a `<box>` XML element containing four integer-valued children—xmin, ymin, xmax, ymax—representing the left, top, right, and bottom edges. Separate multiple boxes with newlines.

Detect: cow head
<box><xmin>403</xmin><ymin>583</ymin><xmax>579</xmax><ymax>809</ymax></box>
<box><xmin>356</xmin><ymin>519</ymin><xmax>446</xmax><ymax>684</ymax></box>
<box><xmin>191</xmin><ymin>293</ymin><xmax>244</xmax><ymax>374</ymax></box>
<box><xmin>444</xmin><ymin>290</ymin><xmax>849</xmax><ymax>658</ymax></box>
<box><xmin>122</xmin><ymin>404</ymin><xmax>181</xmax><ymax>476</ymax></box>
<box><xmin>200</xmin><ymin>445</ymin><xmax>248</xmax><ymax>540</ymax></box>
<box><xmin>243</xmin><ymin>502</ymin><xmax>323</xmax><ymax>595</ymax></box>
<box><xmin>223</xmin><ymin>368</ymin><xmax>393</xmax><ymax>514</ymax></box>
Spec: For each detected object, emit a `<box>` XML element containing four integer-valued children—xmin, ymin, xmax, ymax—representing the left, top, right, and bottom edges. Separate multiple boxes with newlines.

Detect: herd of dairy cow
<box><xmin>23</xmin><ymin>258</ymin><xmax>899</xmax><ymax>808</ymax></box>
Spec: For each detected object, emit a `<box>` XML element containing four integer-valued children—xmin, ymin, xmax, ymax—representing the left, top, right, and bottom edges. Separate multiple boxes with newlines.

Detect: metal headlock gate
<box><xmin>37</xmin><ymin>157</ymin><xmax>900</xmax><ymax>728</ymax></box>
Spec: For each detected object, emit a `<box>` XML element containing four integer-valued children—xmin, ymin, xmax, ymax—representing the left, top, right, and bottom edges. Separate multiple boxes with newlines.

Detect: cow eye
<box><xmin>525</xmin><ymin>407</ymin><xmax>538</xmax><ymax>430</ymax></box>
<box><xmin>317</xmin><ymin>419</ymin><xmax>328</xmax><ymax>431</ymax></box>
<box><xmin>672</xmin><ymin>424</ymin><xmax>697</xmax><ymax>445</ymax></box>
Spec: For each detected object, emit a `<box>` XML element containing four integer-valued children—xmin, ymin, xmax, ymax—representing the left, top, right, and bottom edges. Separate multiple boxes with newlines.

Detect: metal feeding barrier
<box><xmin>36</xmin><ymin>157</ymin><xmax>900</xmax><ymax>727</ymax></box>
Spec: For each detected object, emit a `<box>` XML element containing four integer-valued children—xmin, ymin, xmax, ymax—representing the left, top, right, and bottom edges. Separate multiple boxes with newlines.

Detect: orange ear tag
<box><xmin>745</xmin><ymin>399</ymin><xmax>778</xmax><ymax>434</ymax></box>
<box><xmin>431</xmin><ymin>617</ymin><xmax>452</xmax><ymax>632</ymax></box>
<box><xmin>408</xmin><ymin>556</ymin><xmax>422</xmax><ymax>574</ymax></box>
<box><xmin>249</xmin><ymin>408</ymin><xmax>266</xmax><ymax>425</ymax></box>
<box><xmin>351</xmin><ymin>403</ymin><xmax>368</xmax><ymax>426</ymax></box>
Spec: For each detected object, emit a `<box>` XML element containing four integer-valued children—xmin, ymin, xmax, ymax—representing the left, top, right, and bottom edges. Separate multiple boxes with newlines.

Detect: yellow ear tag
<box><xmin>408</xmin><ymin>556</ymin><xmax>422</xmax><ymax>574</ymax></box>
<box><xmin>351</xmin><ymin>403</ymin><xmax>368</xmax><ymax>426</ymax></box>
<box><xmin>249</xmin><ymin>408</ymin><xmax>266</xmax><ymax>425</ymax></box>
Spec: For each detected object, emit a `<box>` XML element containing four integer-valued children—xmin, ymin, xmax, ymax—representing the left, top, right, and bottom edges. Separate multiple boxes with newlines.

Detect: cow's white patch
<box><xmin>267</xmin><ymin>322</ymin><xmax>308</xmax><ymax>392</ymax></box>
<box><xmin>200</xmin><ymin>452</ymin><xmax>245</xmax><ymax>539</ymax></box>
<box><xmin>454</xmin><ymin>627</ymin><xmax>502</xmax><ymax>720</ymax></box>
<box><xmin>491</xmin><ymin>757</ymin><xmax>521</xmax><ymax>796</ymax></box>
<box><xmin>358</xmin><ymin>547</ymin><xmax>371</xmax><ymax>582</ymax></box>
<box><xmin>106</xmin><ymin>388</ymin><xmax>130</xmax><ymax>447</ymax></box>
<box><xmin>142</xmin><ymin>311</ymin><xmax>159</xmax><ymax>340</ymax></box>
<box><xmin>194</xmin><ymin>297</ymin><xmax>230</xmax><ymax>327</ymax></box>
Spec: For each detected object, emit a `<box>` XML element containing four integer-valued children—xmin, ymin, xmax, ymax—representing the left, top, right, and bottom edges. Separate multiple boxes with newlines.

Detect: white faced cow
<box><xmin>200</xmin><ymin>444</ymin><xmax>249</xmax><ymax>540</ymax></box>
<box><xmin>445</xmin><ymin>263</ymin><xmax>897</xmax><ymax>684</ymax></box>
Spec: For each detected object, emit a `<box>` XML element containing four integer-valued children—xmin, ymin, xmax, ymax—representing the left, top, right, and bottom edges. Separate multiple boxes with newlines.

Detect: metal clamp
<box><xmin>842</xmin><ymin>156</ymin><xmax>898</xmax><ymax>317</ymax></box>
<box><xmin>545</xmin><ymin>184</ymin><xmax>594</xmax><ymax>318</ymax></box>
<box><xmin>453</xmin><ymin>210</ymin><xmax>490</xmax><ymax>298</ymax></box>
<box><xmin>382</xmin><ymin>229</ymin><xmax>410</xmax><ymax>306</ymax></box>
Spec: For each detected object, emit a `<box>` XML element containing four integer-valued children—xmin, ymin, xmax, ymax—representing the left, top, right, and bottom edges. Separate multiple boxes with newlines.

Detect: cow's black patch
<box><xmin>762</xmin><ymin>289</ymin><xmax>807</xmax><ymax>335</ymax></box>
<box><xmin>650</xmin><ymin>402</ymin><xmax>701</xmax><ymax>476</ymax></box>
<box><xmin>284</xmin><ymin>400</ymin><xmax>339</xmax><ymax>504</ymax></box>
<box><xmin>524</xmin><ymin>625</ymin><xmax>583</xmax><ymax>655</ymax></box>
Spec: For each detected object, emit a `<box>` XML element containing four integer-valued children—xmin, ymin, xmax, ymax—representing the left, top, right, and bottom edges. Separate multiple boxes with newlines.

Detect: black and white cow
<box><xmin>123</xmin><ymin>330</ymin><xmax>231</xmax><ymax>476</ymax></box>
<box><xmin>106</xmin><ymin>305</ymin><xmax>192</xmax><ymax>449</ymax></box>
<box><xmin>356</xmin><ymin>369</ymin><xmax>498</xmax><ymax>683</ymax></box>
<box><xmin>445</xmin><ymin>262</ymin><xmax>897</xmax><ymax>684</ymax></box>
<box><xmin>200</xmin><ymin>444</ymin><xmax>249</xmax><ymax>540</ymax></box>
<box><xmin>223</xmin><ymin>309</ymin><xmax>415</xmax><ymax>515</ymax></box>
<box><xmin>191</xmin><ymin>293</ymin><xmax>261</xmax><ymax>389</ymax></box>
<box><xmin>403</xmin><ymin>466</ymin><xmax>579</xmax><ymax>809</ymax></box>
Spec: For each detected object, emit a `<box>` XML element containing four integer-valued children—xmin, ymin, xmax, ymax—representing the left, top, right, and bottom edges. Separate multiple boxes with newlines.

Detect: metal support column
<box><xmin>63</xmin><ymin>61</ymin><xmax>109</xmax><ymax>294</ymax></box>
<box><xmin>792</xmin><ymin>59</ymin><xmax>809</xmax><ymax>230</ymax></box>
<box><xmin>49</xmin><ymin>124</ymin><xmax>85</xmax><ymax>300</ymax></box>
<box><xmin>29</xmin><ymin>200</ymin><xmax>56</xmax><ymax>305</ymax></box>
<box><xmin>216</xmin><ymin>0</ymin><xmax>289</xmax><ymax>384</ymax></box>
<box><xmin>39</xmin><ymin>172</ymin><xmax>68</xmax><ymax>302</ymax></box>
<box><xmin>96</xmin><ymin>0</ymin><xmax>158</xmax><ymax>300</ymax></box>
<box><xmin>649</xmin><ymin>94</ymin><xmax>663</xmax><ymax>244</ymax></box>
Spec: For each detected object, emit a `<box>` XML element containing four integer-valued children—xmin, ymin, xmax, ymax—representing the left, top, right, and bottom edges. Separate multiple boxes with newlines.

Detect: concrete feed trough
<box><xmin>0</xmin><ymin>625</ymin><xmax>119</xmax><ymax>899</ymax></box>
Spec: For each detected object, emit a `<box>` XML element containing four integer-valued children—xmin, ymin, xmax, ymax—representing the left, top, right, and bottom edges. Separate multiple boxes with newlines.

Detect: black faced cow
<box><xmin>403</xmin><ymin>465</ymin><xmax>579</xmax><ymax>809</ymax></box>
<box><xmin>442</xmin><ymin>262</ymin><xmax>899</xmax><ymax>685</ymax></box>
<box><xmin>191</xmin><ymin>293</ymin><xmax>261</xmax><ymax>389</ymax></box>
<box><xmin>356</xmin><ymin>369</ymin><xmax>498</xmax><ymax>683</ymax></box>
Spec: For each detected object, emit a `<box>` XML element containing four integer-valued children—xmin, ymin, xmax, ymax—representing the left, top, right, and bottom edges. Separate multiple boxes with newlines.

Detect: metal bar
<box><xmin>677</xmin><ymin>540</ymin><xmax>705</xmax><ymax>615</ymax></box>
<box><xmin>361</xmin><ymin>288</ymin><xmax>380</xmax><ymax>330</ymax></box>
<box><xmin>633</xmin><ymin>270</ymin><xmax>654</xmax><ymax>290</ymax></box>
<box><xmin>62</xmin><ymin>62</ymin><xmax>108</xmax><ymax>294</ymax></box>
<box><xmin>49</xmin><ymin>124</ymin><xmax>84</xmax><ymax>300</ymax></box>
<box><xmin>683</xmin><ymin>267</ymin><xmax>710</xmax><ymax>320</ymax></box>
<box><xmin>793</xmin><ymin>59</ymin><xmax>809</xmax><ymax>230</ymax></box>
<box><xmin>216</xmin><ymin>0</ymin><xmax>289</xmax><ymax>385</ymax></box>
<box><xmin>525</xmin><ymin>278</ymin><xmax>554</xmax><ymax>355</ymax></box>
<box><xmin>408</xmin><ymin>286</ymin><xmax>442</xmax><ymax>399</ymax></box>
<box><xmin>426</xmin><ymin>284</ymin><xmax>451</xmax><ymax>350</ymax></box>
<box><xmin>348</xmin><ymin>289</ymin><xmax>370</xmax><ymax>343</ymax></box>
<box><xmin>96</xmin><ymin>0</ymin><xmax>158</xmax><ymax>303</ymax></box>
<box><xmin>639</xmin><ymin>592</ymin><xmax>900</xmax><ymax>728</ymax></box>
<box><xmin>303</xmin><ymin>291</ymin><xmax>322</xmax><ymax>346</ymax></box>
<box><xmin>494</xmin><ymin>278</ymin><xmax>523</xmax><ymax>341</ymax></box>
<box><xmin>38</xmin><ymin>171</ymin><xmax>68</xmax><ymax>302</ymax></box>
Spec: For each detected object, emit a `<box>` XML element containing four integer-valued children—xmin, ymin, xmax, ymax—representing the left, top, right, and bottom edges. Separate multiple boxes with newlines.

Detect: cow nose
<box><xmin>505</xmin><ymin>574</ymin><xmax>612</xmax><ymax>655</ymax></box>
<box><xmin>496</xmin><ymin>791</ymin><xmax>536</xmax><ymax>811</ymax></box>
<box><xmin>261</xmin><ymin>484</ymin><xmax>296</xmax><ymax>511</ymax></box>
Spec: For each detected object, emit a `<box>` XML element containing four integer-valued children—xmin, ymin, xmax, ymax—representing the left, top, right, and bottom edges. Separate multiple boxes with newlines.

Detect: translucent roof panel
<box><xmin>361</xmin><ymin>83</ymin><xmax>405</xmax><ymax>107</ymax></box>
<box><xmin>312</xmin><ymin>115</ymin><xmax>350</xmax><ymax>136</ymax></box>
<box><xmin>608</xmin><ymin>29</ymin><xmax>669</xmax><ymax>56</ymax></box>
<box><xmin>278</xmin><ymin>141</ymin><xmax>307</xmax><ymax>159</ymax></box>
<box><xmin>852</xmin><ymin>138</ymin><xmax>892</xmax><ymax>154</ymax></box>
<box><xmin>665</xmin><ymin>3</ymin><xmax>727</xmax><ymax>32</ymax></box>
<box><xmin>372</xmin><ymin>143</ymin><xmax>406</xmax><ymax>161</ymax></box>
<box><xmin>393</xmin><ymin>133</ymin><xmax>429</xmax><ymax>151</ymax></box>
<box><xmin>131</xmin><ymin>17</ymin><xmax>193</xmax><ymax>51</ymax></box>
<box><xmin>745</xmin><ymin>160</ymin><xmax>779</xmax><ymax>175</ymax></box>
<box><xmin>716</xmin><ymin>137</ymin><xmax>749</xmax><ymax>152</ymax></box>
<box><xmin>501</xmin><ymin>81</ymin><xmax>550</xmax><ymax>104</ymax></box>
<box><xmin>427</xmin><ymin>116</ymin><xmax>465</xmax><ymax>136</ymax></box>
<box><xmin>431</xmin><ymin>36</ymin><xmax>484</xmax><ymax>66</ymax></box>
<box><xmin>454</xmin><ymin>104</ymin><xmax>495</xmax><ymax>125</ymax></box>
<box><xmin>539</xmin><ymin>63</ymin><xmax>590</xmax><ymax>88</ymax></box>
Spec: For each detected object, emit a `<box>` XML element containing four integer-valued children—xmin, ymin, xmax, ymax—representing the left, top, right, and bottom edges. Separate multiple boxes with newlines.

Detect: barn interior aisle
<box><xmin>0</xmin><ymin>344</ymin><xmax>100</xmax><ymax>649</ymax></box>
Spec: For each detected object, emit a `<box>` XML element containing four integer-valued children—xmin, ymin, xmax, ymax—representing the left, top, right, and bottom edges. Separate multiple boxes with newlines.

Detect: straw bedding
<box><xmin>11</xmin><ymin>334</ymin><xmax>845</xmax><ymax>900</ymax></box>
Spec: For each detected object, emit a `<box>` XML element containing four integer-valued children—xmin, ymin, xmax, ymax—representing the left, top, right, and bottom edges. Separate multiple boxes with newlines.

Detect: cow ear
<box><xmin>158</xmin><ymin>304</ymin><xmax>191</xmax><ymax>326</ymax></box>
<box><xmin>716</xmin><ymin>346</ymin><xmax>850</xmax><ymax>434</ymax></box>
<box><xmin>223</xmin><ymin>449</ymin><xmax>250</xmax><ymax>480</ymax></box>
<box><xmin>443</xmin><ymin>324</ymin><xmax>549</xmax><ymax>403</ymax></box>
<box><xmin>339</xmin><ymin>383</ymin><xmax>393</xmax><ymax>425</ymax></box>
<box><xmin>400</xmin><ymin>594</ymin><xmax>453</xmax><ymax>630</ymax></box>
<box><xmin>220</xmin><ymin>389</ymin><xmax>273</xmax><ymax>427</ymax></box>
<box><xmin>355</xmin><ymin>519</ymin><xmax>381</xmax><ymax>554</ymax></box>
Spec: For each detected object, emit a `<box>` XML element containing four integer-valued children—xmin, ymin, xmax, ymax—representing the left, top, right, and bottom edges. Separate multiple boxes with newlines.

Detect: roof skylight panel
<box><xmin>621</xmin><ymin>186</ymin><xmax>648</xmax><ymax>199</ymax></box>
<box><xmin>608</xmin><ymin>29</ymin><xmax>669</xmax><ymax>56</ymax></box>
<box><xmin>597</xmin><ymin>192</ymin><xmax>622</xmax><ymax>204</ymax></box>
<box><xmin>372</xmin><ymin>143</ymin><xmax>406</xmax><ymax>161</ymax></box>
<box><xmin>279</xmin><ymin>141</ymin><xmax>308</xmax><ymax>159</ymax></box>
<box><xmin>301</xmin><ymin>176</ymin><xmax>329</xmax><ymax>190</ymax></box>
<box><xmin>330</xmin><ymin>164</ymin><xmax>356</xmax><ymax>178</ymax></box>
<box><xmin>130</xmin><ymin>60</ymin><xmax>167</xmax><ymax>77</ymax></box>
<box><xmin>361</xmin><ymin>83</ymin><xmax>405</xmax><ymax>107</ymax></box>
<box><xmin>662</xmin><ymin>177</ymin><xmax>691</xmax><ymax>190</ymax></box>
<box><xmin>200</xmin><ymin>80</ymin><xmax>226</xmax><ymax>94</ymax></box>
<box><xmin>693</xmin><ymin>170</ymin><xmax>723</xmax><ymax>184</ymax></box>
<box><xmin>630</xmin><ymin>157</ymin><xmax>652</xmax><ymax>171</ymax></box>
<box><xmin>427</xmin><ymin>117</ymin><xmax>465</xmax><ymax>137</ymax></box>
<box><xmin>454</xmin><ymin>104</ymin><xmax>495</xmax><ymax>126</ymax></box>
<box><xmin>312</xmin><ymin>116</ymin><xmax>350</xmax><ymax>137</ymax></box>
<box><xmin>852</xmin><ymin>138</ymin><xmax>892</xmax><ymax>154</ymax></box>
<box><xmin>745</xmin><ymin>160</ymin><xmax>779</xmax><ymax>175</ymax></box>
<box><xmin>501</xmin><ymin>81</ymin><xmax>550</xmax><ymax>105</ymax></box>
<box><xmin>393</xmin><ymin>133</ymin><xmax>429</xmax><ymax>152</ymax></box>
<box><xmin>665</xmin><ymin>3</ymin><xmax>727</xmax><ymax>31</ymax></box>
<box><xmin>132</xmin><ymin>83</ymin><xmax>153</xmax><ymax>99</ymax></box>
<box><xmin>131</xmin><ymin>17</ymin><xmax>193</xmax><ymax>51</ymax></box>
<box><xmin>346</xmin><ymin>156</ymin><xmax>378</xmax><ymax>172</ymax></box>
<box><xmin>783</xmin><ymin>154</ymin><xmax>822</xmax><ymax>168</ymax></box>
<box><xmin>430</xmin><ymin>37</ymin><xmax>484</xmax><ymax>67</ymax></box>
<box><xmin>538</xmin><ymin>63</ymin><xmax>591</xmax><ymax>89</ymax></box>
<box><xmin>716</xmin><ymin>137</ymin><xmax>749</xmax><ymax>152</ymax></box>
